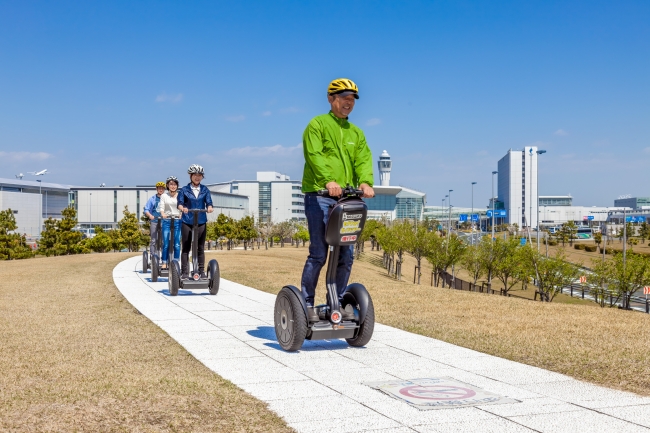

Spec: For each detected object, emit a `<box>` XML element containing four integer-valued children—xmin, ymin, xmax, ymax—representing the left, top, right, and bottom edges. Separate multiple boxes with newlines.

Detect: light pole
<box><xmin>447</xmin><ymin>189</ymin><xmax>453</xmax><ymax>242</ymax></box>
<box><xmin>536</xmin><ymin>150</ymin><xmax>546</xmax><ymax>251</ymax></box>
<box><xmin>37</xmin><ymin>179</ymin><xmax>42</xmax><ymax>235</ymax></box>
<box><xmin>471</xmin><ymin>182</ymin><xmax>477</xmax><ymax>244</ymax></box>
<box><xmin>443</xmin><ymin>195</ymin><xmax>447</xmax><ymax>231</ymax></box>
<box><xmin>491</xmin><ymin>171</ymin><xmax>497</xmax><ymax>239</ymax></box>
<box><xmin>90</xmin><ymin>192</ymin><xmax>92</xmax><ymax>226</ymax></box>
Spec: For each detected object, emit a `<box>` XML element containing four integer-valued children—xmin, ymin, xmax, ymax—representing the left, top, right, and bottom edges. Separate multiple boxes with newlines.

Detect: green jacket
<box><xmin>302</xmin><ymin>111</ymin><xmax>374</xmax><ymax>193</ymax></box>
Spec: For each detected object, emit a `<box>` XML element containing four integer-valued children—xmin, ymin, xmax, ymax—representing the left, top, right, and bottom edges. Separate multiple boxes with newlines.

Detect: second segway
<box><xmin>168</xmin><ymin>209</ymin><xmax>220</xmax><ymax>296</ymax></box>
<box><xmin>150</xmin><ymin>217</ymin><xmax>170</xmax><ymax>282</ymax></box>
<box><xmin>274</xmin><ymin>186</ymin><xmax>375</xmax><ymax>351</ymax></box>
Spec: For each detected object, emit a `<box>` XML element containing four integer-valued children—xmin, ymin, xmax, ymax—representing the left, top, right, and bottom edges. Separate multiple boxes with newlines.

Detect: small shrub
<box><xmin>548</xmin><ymin>240</ymin><xmax>558</xmax><ymax>246</ymax></box>
<box><xmin>575</xmin><ymin>244</ymin><xmax>586</xmax><ymax>250</ymax></box>
<box><xmin>584</xmin><ymin>245</ymin><xmax>597</xmax><ymax>252</ymax></box>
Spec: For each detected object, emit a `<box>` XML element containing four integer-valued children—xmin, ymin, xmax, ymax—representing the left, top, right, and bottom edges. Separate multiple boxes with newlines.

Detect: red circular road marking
<box><xmin>398</xmin><ymin>385</ymin><xmax>477</xmax><ymax>401</ymax></box>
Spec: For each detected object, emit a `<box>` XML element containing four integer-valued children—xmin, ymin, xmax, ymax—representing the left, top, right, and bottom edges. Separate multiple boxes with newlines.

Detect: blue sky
<box><xmin>1</xmin><ymin>0</ymin><xmax>648</xmax><ymax>207</ymax></box>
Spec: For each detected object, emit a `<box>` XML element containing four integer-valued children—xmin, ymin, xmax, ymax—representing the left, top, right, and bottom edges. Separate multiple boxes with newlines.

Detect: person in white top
<box><xmin>157</xmin><ymin>176</ymin><xmax>182</xmax><ymax>269</ymax></box>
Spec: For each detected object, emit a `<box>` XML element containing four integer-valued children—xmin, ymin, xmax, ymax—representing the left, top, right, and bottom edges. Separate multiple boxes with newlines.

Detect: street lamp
<box><xmin>443</xmin><ymin>195</ymin><xmax>447</xmax><ymax>229</ymax></box>
<box><xmin>90</xmin><ymin>192</ymin><xmax>92</xmax><ymax>226</ymax></box>
<box><xmin>447</xmin><ymin>189</ymin><xmax>453</xmax><ymax>242</ymax></box>
<box><xmin>37</xmin><ymin>179</ymin><xmax>42</xmax><ymax>235</ymax></box>
<box><xmin>471</xmin><ymin>182</ymin><xmax>477</xmax><ymax>244</ymax></box>
<box><xmin>536</xmin><ymin>150</ymin><xmax>546</xmax><ymax>251</ymax></box>
<box><xmin>491</xmin><ymin>171</ymin><xmax>498</xmax><ymax>240</ymax></box>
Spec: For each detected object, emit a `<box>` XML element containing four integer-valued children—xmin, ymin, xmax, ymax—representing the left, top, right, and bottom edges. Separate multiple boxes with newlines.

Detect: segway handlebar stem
<box><xmin>316</xmin><ymin>185</ymin><xmax>364</xmax><ymax>199</ymax></box>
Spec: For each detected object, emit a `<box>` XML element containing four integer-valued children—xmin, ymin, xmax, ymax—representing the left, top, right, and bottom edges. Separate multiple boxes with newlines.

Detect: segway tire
<box><xmin>169</xmin><ymin>261</ymin><xmax>180</xmax><ymax>296</ymax></box>
<box><xmin>142</xmin><ymin>251</ymin><xmax>149</xmax><ymax>273</ymax></box>
<box><xmin>346</xmin><ymin>295</ymin><xmax>375</xmax><ymax>347</ymax></box>
<box><xmin>274</xmin><ymin>287</ymin><xmax>307</xmax><ymax>352</ymax></box>
<box><xmin>151</xmin><ymin>255</ymin><xmax>159</xmax><ymax>282</ymax></box>
<box><xmin>208</xmin><ymin>259</ymin><xmax>220</xmax><ymax>295</ymax></box>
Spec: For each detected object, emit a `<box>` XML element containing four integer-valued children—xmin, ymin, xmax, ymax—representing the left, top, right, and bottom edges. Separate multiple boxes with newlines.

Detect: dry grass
<box><xmin>212</xmin><ymin>245</ymin><xmax>650</xmax><ymax>396</ymax></box>
<box><xmin>0</xmin><ymin>253</ymin><xmax>293</xmax><ymax>433</ymax></box>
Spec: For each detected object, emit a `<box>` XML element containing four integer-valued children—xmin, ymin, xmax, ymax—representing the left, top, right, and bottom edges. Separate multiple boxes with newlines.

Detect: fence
<box><xmin>432</xmin><ymin>271</ymin><xmax>650</xmax><ymax>314</ymax></box>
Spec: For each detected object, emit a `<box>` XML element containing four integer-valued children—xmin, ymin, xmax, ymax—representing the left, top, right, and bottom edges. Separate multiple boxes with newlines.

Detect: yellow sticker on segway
<box><xmin>340</xmin><ymin>219</ymin><xmax>360</xmax><ymax>234</ymax></box>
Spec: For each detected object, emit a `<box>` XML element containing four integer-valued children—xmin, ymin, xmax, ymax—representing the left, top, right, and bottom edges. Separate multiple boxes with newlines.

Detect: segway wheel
<box><xmin>142</xmin><ymin>251</ymin><xmax>149</xmax><ymax>273</ymax></box>
<box><xmin>169</xmin><ymin>261</ymin><xmax>180</xmax><ymax>296</ymax></box>
<box><xmin>208</xmin><ymin>259</ymin><xmax>220</xmax><ymax>295</ymax></box>
<box><xmin>151</xmin><ymin>255</ymin><xmax>159</xmax><ymax>282</ymax></box>
<box><xmin>274</xmin><ymin>287</ymin><xmax>307</xmax><ymax>352</ymax></box>
<box><xmin>346</xmin><ymin>295</ymin><xmax>375</xmax><ymax>347</ymax></box>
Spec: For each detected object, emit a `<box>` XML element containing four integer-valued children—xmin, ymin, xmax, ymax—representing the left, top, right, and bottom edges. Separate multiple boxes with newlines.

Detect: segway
<box><xmin>274</xmin><ymin>186</ymin><xmax>375</xmax><ymax>351</ymax></box>
<box><xmin>168</xmin><ymin>209</ymin><xmax>220</xmax><ymax>296</ymax></box>
<box><xmin>151</xmin><ymin>217</ymin><xmax>170</xmax><ymax>282</ymax></box>
<box><xmin>142</xmin><ymin>217</ymin><xmax>161</xmax><ymax>273</ymax></box>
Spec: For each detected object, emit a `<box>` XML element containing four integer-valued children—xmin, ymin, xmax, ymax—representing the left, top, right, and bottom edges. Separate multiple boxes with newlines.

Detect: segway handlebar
<box><xmin>317</xmin><ymin>185</ymin><xmax>364</xmax><ymax>198</ymax></box>
<box><xmin>185</xmin><ymin>209</ymin><xmax>209</xmax><ymax>213</ymax></box>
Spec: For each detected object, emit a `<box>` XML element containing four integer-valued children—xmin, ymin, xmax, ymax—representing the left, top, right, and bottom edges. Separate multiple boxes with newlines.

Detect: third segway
<box><xmin>168</xmin><ymin>209</ymin><xmax>220</xmax><ymax>296</ymax></box>
<box><xmin>274</xmin><ymin>186</ymin><xmax>375</xmax><ymax>351</ymax></box>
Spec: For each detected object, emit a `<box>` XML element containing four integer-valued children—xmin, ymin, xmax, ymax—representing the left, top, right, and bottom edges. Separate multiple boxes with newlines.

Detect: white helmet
<box><xmin>166</xmin><ymin>176</ymin><xmax>179</xmax><ymax>187</ymax></box>
<box><xmin>187</xmin><ymin>164</ymin><xmax>204</xmax><ymax>175</ymax></box>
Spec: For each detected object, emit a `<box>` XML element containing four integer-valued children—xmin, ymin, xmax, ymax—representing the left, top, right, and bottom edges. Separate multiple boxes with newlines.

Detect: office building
<box><xmin>497</xmin><ymin>146</ymin><xmax>539</xmax><ymax>228</ymax></box>
<box><xmin>613</xmin><ymin>196</ymin><xmax>650</xmax><ymax>210</ymax></box>
<box><xmin>71</xmin><ymin>186</ymin><xmax>249</xmax><ymax>229</ymax></box>
<box><xmin>207</xmin><ymin>172</ymin><xmax>303</xmax><ymax>223</ymax></box>
<box><xmin>0</xmin><ymin>178</ymin><xmax>74</xmax><ymax>236</ymax></box>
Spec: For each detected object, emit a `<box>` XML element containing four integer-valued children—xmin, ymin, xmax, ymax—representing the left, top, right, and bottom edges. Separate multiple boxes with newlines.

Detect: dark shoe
<box><xmin>200</xmin><ymin>272</ymin><xmax>207</xmax><ymax>279</ymax></box>
<box><xmin>181</xmin><ymin>273</ymin><xmax>189</xmax><ymax>280</ymax></box>
<box><xmin>342</xmin><ymin>304</ymin><xmax>356</xmax><ymax>321</ymax></box>
<box><xmin>306</xmin><ymin>306</ymin><xmax>319</xmax><ymax>322</ymax></box>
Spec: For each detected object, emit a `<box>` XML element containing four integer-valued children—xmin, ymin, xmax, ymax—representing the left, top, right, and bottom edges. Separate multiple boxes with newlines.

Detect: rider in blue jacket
<box><xmin>176</xmin><ymin>164</ymin><xmax>213</xmax><ymax>279</ymax></box>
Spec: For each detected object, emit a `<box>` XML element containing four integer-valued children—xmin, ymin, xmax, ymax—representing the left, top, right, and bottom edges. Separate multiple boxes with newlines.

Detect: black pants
<box><xmin>181</xmin><ymin>222</ymin><xmax>206</xmax><ymax>274</ymax></box>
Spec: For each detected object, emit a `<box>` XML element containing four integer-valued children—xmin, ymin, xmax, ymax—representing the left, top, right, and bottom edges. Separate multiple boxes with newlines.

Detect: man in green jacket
<box><xmin>300</xmin><ymin>78</ymin><xmax>375</xmax><ymax>321</ymax></box>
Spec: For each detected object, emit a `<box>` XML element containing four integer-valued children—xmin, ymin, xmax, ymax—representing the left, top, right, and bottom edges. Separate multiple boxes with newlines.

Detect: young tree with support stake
<box><xmin>526</xmin><ymin>248</ymin><xmax>581</xmax><ymax>302</ymax></box>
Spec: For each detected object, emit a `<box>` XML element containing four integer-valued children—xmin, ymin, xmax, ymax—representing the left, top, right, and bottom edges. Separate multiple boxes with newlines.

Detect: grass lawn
<box><xmin>212</xmin><ymin>244</ymin><xmax>650</xmax><ymax>396</ymax></box>
<box><xmin>0</xmin><ymin>254</ymin><xmax>293</xmax><ymax>433</ymax></box>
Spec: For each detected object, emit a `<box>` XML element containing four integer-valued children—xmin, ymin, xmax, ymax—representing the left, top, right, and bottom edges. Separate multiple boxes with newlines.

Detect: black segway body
<box><xmin>168</xmin><ymin>209</ymin><xmax>220</xmax><ymax>296</ymax></box>
<box><xmin>274</xmin><ymin>186</ymin><xmax>375</xmax><ymax>351</ymax></box>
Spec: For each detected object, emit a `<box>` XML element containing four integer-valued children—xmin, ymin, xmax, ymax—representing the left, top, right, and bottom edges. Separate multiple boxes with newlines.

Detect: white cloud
<box><xmin>262</xmin><ymin>111</ymin><xmax>272</xmax><ymax>117</ymax></box>
<box><xmin>554</xmin><ymin>129</ymin><xmax>569</xmax><ymax>136</ymax></box>
<box><xmin>225</xmin><ymin>115</ymin><xmax>246</xmax><ymax>122</ymax></box>
<box><xmin>0</xmin><ymin>151</ymin><xmax>52</xmax><ymax>161</ymax></box>
<box><xmin>226</xmin><ymin>144</ymin><xmax>301</xmax><ymax>157</ymax></box>
<box><xmin>366</xmin><ymin>118</ymin><xmax>381</xmax><ymax>126</ymax></box>
<box><xmin>155</xmin><ymin>93</ymin><xmax>183</xmax><ymax>103</ymax></box>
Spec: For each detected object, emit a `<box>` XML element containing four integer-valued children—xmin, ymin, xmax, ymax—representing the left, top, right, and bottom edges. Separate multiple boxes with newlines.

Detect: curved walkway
<box><xmin>113</xmin><ymin>256</ymin><xmax>650</xmax><ymax>433</ymax></box>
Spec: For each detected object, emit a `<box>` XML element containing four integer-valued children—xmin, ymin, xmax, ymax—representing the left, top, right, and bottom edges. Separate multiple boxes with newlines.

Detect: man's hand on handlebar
<box><xmin>179</xmin><ymin>206</ymin><xmax>189</xmax><ymax>214</ymax></box>
<box><xmin>325</xmin><ymin>181</ymin><xmax>342</xmax><ymax>197</ymax></box>
<box><xmin>207</xmin><ymin>206</ymin><xmax>213</xmax><ymax>213</ymax></box>
<box><xmin>359</xmin><ymin>183</ymin><xmax>375</xmax><ymax>198</ymax></box>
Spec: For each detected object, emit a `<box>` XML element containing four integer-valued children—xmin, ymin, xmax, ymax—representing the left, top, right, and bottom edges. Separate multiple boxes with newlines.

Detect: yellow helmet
<box><xmin>156</xmin><ymin>181</ymin><xmax>166</xmax><ymax>188</ymax></box>
<box><xmin>327</xmin><ymin>78</ymin><xmax>359</xmax><ymax>98</ymax></box>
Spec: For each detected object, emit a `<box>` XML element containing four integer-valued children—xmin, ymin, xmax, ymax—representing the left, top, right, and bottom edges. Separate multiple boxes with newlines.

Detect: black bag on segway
<box><xmin>324</xmin><ymin>198</ymin><xmax>368</xmax><ymax>247</ymax></box>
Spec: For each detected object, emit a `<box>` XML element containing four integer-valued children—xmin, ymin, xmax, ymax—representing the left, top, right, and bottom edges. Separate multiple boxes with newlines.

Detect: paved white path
<box><xmin>113</xmin><ymin>256</ymin><xmax>650</xmax><ymax>433</ymax></box>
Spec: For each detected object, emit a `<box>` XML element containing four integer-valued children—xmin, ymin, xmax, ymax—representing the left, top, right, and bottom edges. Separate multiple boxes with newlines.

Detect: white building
<box><xmin>378</xmin><ymin>150</ymin><xmax>392</xmax><ymax>186</ymax></box>
<box><xmin>0</xmin><ymin>178</ymin><xmax>74</xmax><ymax>236</ymax></box>
<box><xmin>207</xmin><ymin>172</ymin><xmax>304</xmax><ymax>223</ymax></box>
<box><xmin>71</xmin><ymin>186</ymin><xmax>249</xmax><ymax>229</ymax></box>
<box><xmin>497</xmin><ymin>146</ymin><xmax>539</xmax><ymax>228</ymax></box>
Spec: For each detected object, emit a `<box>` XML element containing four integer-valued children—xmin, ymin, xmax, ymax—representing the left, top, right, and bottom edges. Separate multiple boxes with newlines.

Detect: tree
<box><xmin>593</xmin><ymin>232</ymin><xmax>602</xmax><ymax>249</ymax></box>
<box><xmin>603</xmin><ymin>252</ymin><xmax>650</xmax><ymax>309</ymax></box>
<box><xmin>257</xmin><ymin>218</ymin><xmax>274</xmax><ymax>249</ymax></box>
<box><xmin>391</xmin><ymin>220</ymin><xmax>414</xmax><ymax>280</ymax></box>
<box><xmin>236</xmin><ymin>215</ymin><xmax>258</xmax><ymax>250</ymax></box>
<box><xmin>492</xmin><ymin>237</ymin><xmax>526</xmax><ymax>295</ymax></box>
<box><xmin>527</xmin><ymin>249</ymin><xmax>581</xmax><ymax>302</ymax></box>
<box><xmin>117</xmin><ymin>206</ymin><xmax>145</xmax><ymax>252</ymax></box>
<box><xmin>407</xmin><ymin>220</ymin><xmax>432</xmax><ymax>284</ymax></box>
<box><xmin>38</xmin><ymin>207</ymin><xmax>86</xmax><ymax>256</ymax></box>
<box><xmin>477</xmin><ymin>235</ymin><xmax>498</xmax><ymax>287</ymax></box>
<box><xmin>461</xmin><ymin>244</ymin><xmax>484</xmax><ymax>286</ymax></box>
<box><xmin>375</xmin><ymin>224</ymin><xmax>397</xmax><ymax>276</ymax></box>
<box><xmin>424</xmin><ymin>231</ymin><xmax>445</xmax><ymax>286</ymax></box>
<box><xmin>293</xmin><ymin>223</ymin><xmax>310</xmax><ymax>247</ymax></box>
<box><xmin>0</xmin><ymin>209</ymin><xmax>34</xmax><ymax>260</ymax></box>
<box><xmin>639</xmin><ymin>222</ymin><xmax>650</xmax><ymax>244</ymax></box>
<box><xmin>87</xmin><ymin>226</ymin><xmax>112</xmax><ymax>253</ymax></box>
<box><xmin>589</xmin><ymin>258</ymin><xmax>614</xmax><ymax>307</ymax></box>
<box><xmin>108</xmin><ymin>229</ymin><xmax>126</xmax><ymax>252</ymax></box>
<box><xmin>274</xmin><ymin>221</ymin><xmax>295</xmax><ymax>247</ymax></box>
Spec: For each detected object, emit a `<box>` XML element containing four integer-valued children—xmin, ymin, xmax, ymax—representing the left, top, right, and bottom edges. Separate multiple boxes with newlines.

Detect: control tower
<box><xmin>378</xmin><ymin>150</ymin><xmax>392</xmax><ymax>186</ymax></box>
